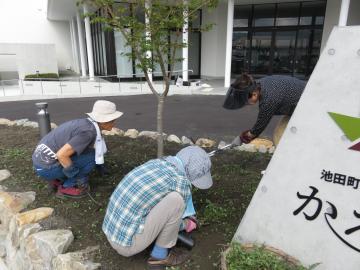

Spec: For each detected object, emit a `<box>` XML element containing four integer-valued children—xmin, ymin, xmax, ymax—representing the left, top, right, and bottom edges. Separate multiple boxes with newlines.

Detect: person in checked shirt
<box><xmin>223</xmin><ymin>73</ymin><xmax>306</xmax><ymax>146</ymax></box>
<box><xmin>102</xmin><ymin>146</ymin><xmax>213</xmax><ymax>267</ymax></box>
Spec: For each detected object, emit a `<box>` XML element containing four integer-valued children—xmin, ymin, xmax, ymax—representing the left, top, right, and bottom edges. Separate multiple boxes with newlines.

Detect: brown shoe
<box><xmin>147</xmin><ymin>248</ymin><xmax>190</xmax><ymax>267</ymax></box>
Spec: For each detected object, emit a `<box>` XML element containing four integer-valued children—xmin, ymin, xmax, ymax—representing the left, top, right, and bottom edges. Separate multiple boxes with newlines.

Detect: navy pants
<box><xmin>34</xmin><ymin>150</ymin><xmax>96</xmax><ymax>187</ymax></box>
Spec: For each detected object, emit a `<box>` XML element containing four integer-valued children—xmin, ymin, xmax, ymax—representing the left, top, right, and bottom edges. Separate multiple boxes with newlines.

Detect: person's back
<box><xmin>32</xmin><ymin>118</ymin><xmax>96</xmax><ymax>168</ymax></box>
<box><xmin>257</xmin><ymin>75</ymin><xmax>306</xmax><ymax>116</ymax></box>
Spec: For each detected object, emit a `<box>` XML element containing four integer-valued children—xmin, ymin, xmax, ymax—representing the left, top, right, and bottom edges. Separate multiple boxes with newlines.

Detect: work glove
<box><xmin>240</xmin><ymin>130</ymin><xmax>254</xmax><ymax>144</ymax></box>
<box><xmin>62</xmin><ymin>164</ymin><xmax>80</xmax><ymax>179</ymax></box>
<box><xmin>96</xmin><ymin>164</ymin><xmax>110</xmax><ymax>176</ymax></box>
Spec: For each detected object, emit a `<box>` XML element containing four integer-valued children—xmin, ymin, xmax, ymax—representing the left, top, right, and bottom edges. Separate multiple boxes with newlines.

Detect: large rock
<box><xmin>13</xmin><ymin>119</ymin><xmax>29</xmax><ymax>126</ymax></box>
<box><xmin>181</xmin><ymin>136</ymin><xmax>194</xmax><ymax>145</ymax></box>
<box><xmin>0</xmin><ymin>257</ymin><xmax>8</xmax><ymax>270</ymax></box>
<box><xmin>249</xmin><ymin>138</ymin><xmax>274</xmax><ymax>150</ymax></box>
<box><xmin>243</xmin><ymin>144</ymin><xmax>257</xmax><ymax>152</ymax></box>
<box><xmin>16</xmin><ymin>207</ymin><xmax>54</xmax><ymax>227</ymax></box>
<box><xmin>138</xmin><ymin>131</ymin><xmax>166</xmax><ymax>140</ymax></box>
<box><xmin>195</xmin><ymin>138</ymin><xmax>216</xmax><ymax>148</ymax></box>
<box><xmin>167</xmin><ymin>135</ymin><xmax>181</xmax><ymax>144</ymax></box>
<box><xmin>25</xmin><ymin>230</ymin><xmax>74</xmax><ymax>270</ymax></box>
<box><xmin>52</xmin><ymin>246</ymin><xmax>101</xmax><ymax>270</ymax></box>
<box><xmin>50</xmin><ymin>123</ymin><xmax>57</xmax><ymax>129</ymax></box>
<box><xmin>258</xmin><ymin>145</ymin><xmax>268</xmax><ymax>153</ymax></box>
<box><xmin>6</xmin><ymin>217</ymin><xmax>41</xmax><ymax>270</ymax></box>
<box><xmin>217</xmin><ymin>141</ymin><xmax>227</xmax><ymax>149</ymax></box>
<box><xmin>102</xmin><ymin>128</ymin><xmax>124</xmax><ymax>136</ymax></box>
<box><xmin>124</xmin><ymin>129</ymin><xmax>139</xmax><ymax>138</ymax></box>
<box><xmin>0</xmin><ymin>170</ymin><xmax>11</xmax><ymax>182</ymax></box>
<box><xmin>0</xmin><ymin>118</ymin><xmax>14</xmax><ymax>126</ymax></box>
<box><xmin>23</xmin><ymin>121</ymin><xmax>39</xmax><ymax>128</ymax></box>
<box><xmin>0</xmin><ymin>191</ymin><xmax>36</xmax><ymax>232</ymax></box>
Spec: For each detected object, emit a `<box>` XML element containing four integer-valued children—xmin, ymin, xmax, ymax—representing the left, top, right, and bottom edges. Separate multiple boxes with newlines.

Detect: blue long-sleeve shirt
<box><xmin>250</xmin><ymin>75</ymin><xmax>306</xmax><ymax>137</ymax></box>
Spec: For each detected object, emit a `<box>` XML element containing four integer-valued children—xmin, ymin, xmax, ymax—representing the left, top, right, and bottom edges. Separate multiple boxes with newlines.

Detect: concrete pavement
<box><xmin>0</xmin><ymin>94</ymin><xmax>280</xmax><ymax>142</ymax></box>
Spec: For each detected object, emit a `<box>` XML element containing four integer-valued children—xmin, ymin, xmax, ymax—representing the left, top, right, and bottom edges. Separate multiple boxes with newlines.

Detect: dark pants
<box><xmin>34</xmin><ymin>150</ymin><xmax>96</xmax><ymax>187</ymax></box>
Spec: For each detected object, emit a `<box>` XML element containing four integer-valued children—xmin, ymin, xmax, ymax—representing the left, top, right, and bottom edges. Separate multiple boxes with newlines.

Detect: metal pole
<box><xmin>1</xmin><ymin>81</ymin><xmax>4</xmax><ymax>96</ymax></box>
<box><xmin>338</xmin><ymin>0</ymin><xmax>351</xmax><ymax>26</ymax></box>
<box><xmin>224</xmin><ymin>0</ymin><xmax>234</xmax><ymax>87</ymax></box>
<box><xmin>35</xmin><ymin>102</ymin><xmax>51</xmax><ymax>138</ymax></box>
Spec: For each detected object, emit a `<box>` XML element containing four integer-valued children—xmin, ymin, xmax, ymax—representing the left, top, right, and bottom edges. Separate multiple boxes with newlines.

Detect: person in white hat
<box><xmin>32</xmin><ymin>100</ymin><xmax>123</xmax><ymax>198</ymax></box>
<box><xmin>103</xmin><ymin>145</ymin><xmax>212</xmax><ymax>267</ymax></box>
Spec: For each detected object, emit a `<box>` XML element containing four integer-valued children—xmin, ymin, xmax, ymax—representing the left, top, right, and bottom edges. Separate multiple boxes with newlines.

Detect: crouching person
<box><xmin>32</xmin><ymin>100</ymin><xmax>123</xmax><ymax>198</ymax></box>
<box><xmin>102</xmin><ymin>146</ymin><xmax>213</xmax><ymax>267</ymax></box>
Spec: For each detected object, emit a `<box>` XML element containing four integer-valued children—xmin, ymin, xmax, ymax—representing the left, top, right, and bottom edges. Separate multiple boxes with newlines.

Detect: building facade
<box><xmin>0</xmin><ymin>0</ymin><xmax>359</xmax><ymax>85</ymax></box>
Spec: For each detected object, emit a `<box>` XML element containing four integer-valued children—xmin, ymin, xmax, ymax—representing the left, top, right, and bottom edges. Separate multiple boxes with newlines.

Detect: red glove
<box><xmin>240</xmin><ymin>130</ymin><xmax>254</xmax><ymax>144</ymax></box>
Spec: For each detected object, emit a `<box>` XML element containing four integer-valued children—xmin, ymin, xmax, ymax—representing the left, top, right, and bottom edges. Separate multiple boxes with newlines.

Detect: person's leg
<box><xmin>108</xmin><ymin>192</ymin><xmax>185</xmax><ymax>257</ymax></box>
<box><xmin>62</xmin><ymin>150</ymin><xmax>95</xmax><ymax>188</ymax></box>
<box><xmin>34</xmin><ymin>165</ymin><xmax>64</xmax><ymax>181</ymax></box>
<box><xmin>57</xmin><ymin>150</ymin><xmax>95</xmax><ymax>198</ymax></box>
<box><xmin>34</xmin><ymin>164</ymin><xmax>65</xmax><ymax>193</ymax></box>
<box><xmin>273</xmin><ymin>115</ymin><xmax>290</xmax><ymax>147</ymax></box>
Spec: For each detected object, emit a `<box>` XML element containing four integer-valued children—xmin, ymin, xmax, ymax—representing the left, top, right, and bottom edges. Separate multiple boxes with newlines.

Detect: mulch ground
<box><xmin>0</xmin><ymin>125</ymin><xmax>271</xmax><ymax>270</ymax></box>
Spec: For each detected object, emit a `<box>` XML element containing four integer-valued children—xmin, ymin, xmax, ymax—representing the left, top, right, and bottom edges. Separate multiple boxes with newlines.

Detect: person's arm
<box><xmin>56</xmin><ymin>143</ymin><xmax>80</xmax><ymax>178</ymax></box>
<box><xmin>56</xmin><ymin>143</ymin><xmax>75</xmax><ymax>168</ymax></box>
<box><xmin>250</xmin><ymin>101</ymin><xmax>279</xmax><ymax>138</ymax></box>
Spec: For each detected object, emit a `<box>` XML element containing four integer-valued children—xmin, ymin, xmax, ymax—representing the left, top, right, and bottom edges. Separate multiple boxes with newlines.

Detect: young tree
<box><xmin>81</xmin><ymin>0</ymin><xmax>218</xmax><ymax>157</ymax></box>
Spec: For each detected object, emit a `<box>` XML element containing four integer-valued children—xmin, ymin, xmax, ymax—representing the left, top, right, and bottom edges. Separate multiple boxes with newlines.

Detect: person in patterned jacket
<box><xmin>224</xmin><ymin>73</ymin><xmax>306</xmax><ymax>145</ymax></box>
<box><xmin>102</xmin><ymin>145</ymin><xmax>213</xmax><ymax>267</ymax></box>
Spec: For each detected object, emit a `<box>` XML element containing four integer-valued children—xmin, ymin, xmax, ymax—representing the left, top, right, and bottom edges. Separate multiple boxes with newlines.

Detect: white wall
<box><xmin>321</xmin><ymin>0</ymin><xmax>341</xmax><ymax>51</ymax></box>
<box><xmin>201</xmin><ymin>1</ymin><xmax>227</xmax><ymax>78</ymax></box>
<box><xmin>0</xmin><ymin>43</ymin><xmax>58</xmax><ymax>79</ymax></box>
<box><xmin>0</xmin><ymin>0</ymin><xmax>73</xmax><ymax>72</ymax></box>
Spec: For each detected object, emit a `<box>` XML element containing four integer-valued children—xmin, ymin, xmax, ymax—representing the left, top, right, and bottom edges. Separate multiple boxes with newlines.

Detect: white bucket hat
<box><xmin>86</xmin><ymin>100</ymin><xmax>123</xmax><ymax>123</ymax></box>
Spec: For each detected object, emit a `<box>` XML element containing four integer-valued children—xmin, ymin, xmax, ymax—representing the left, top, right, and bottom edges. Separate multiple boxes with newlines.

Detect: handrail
<box><xmin>0</xmin><ymin>69</ymin><xmax>197</xmax><ymax>97</ymax></box>
<box><xmin>19</xmin><ymin>69</ymin><xmax>194</xmax><ymax>82</ymax></box>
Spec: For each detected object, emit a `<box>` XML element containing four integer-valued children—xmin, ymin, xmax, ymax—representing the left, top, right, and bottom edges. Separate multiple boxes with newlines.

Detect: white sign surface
<box><xmin>234</xmin><ymin>26</ymin><xmax>360</xmax><ymax>270</ymax></box>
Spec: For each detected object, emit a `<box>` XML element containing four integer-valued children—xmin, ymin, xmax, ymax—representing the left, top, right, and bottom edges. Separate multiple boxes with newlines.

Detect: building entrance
<box><xmin>231</xmin><ymin>1</ymin><xmax>326</xmax><ymax>79</ymax></box>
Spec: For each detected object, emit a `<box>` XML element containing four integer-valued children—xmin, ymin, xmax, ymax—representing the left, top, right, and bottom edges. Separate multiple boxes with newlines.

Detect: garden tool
<box><xmin>177</xmin><ymin>232</ymin><xmax>195</xmax><ymax>249</ymax></box>
<box><xmin>208</xmin><ymin>143</ymin><xmax>235</xmax><ymax>157</ymax></box>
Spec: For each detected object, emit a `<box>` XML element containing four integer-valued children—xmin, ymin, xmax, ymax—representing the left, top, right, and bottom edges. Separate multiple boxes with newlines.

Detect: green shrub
<box><xmin>225</xmin><ymin>243</ymin><xmax>319</xmax><ymax>270</ymax></box>
<box><xmin>25</xmin><ymin>73</ymin><xmax>59</xmax><ymax>79</ymax></box>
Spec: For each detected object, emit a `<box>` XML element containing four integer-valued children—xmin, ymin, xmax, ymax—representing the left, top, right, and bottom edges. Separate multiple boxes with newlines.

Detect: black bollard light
<box><xmin>35</xmin><ymin>102</ymin><xmax>51</xmax><ymax>138</ymax></box>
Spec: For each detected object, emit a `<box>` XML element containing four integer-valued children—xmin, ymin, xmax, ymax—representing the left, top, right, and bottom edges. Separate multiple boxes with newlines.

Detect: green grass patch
<box><xmin>225</xmin><ymin>243</ymin><xmax>319</xmax><ymax>270</ymax></box>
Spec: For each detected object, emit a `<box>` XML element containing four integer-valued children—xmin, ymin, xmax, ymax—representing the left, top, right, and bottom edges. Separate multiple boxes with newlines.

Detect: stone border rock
<box><xmin>0</xmin><ymin>169</ymin><xmax>100</xmax><ymax>270</ymax></box>
<box><xmin>0</xmin><ymin>118</ymin><xmax>275</xmax><ymax>154</ymax></box>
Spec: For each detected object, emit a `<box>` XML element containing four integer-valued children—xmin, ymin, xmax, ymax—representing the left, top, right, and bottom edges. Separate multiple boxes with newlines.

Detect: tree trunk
<box><xmin>157</xmin><ymin>96</ymin><xmax>165</xmax><ymax>157</ymax></box>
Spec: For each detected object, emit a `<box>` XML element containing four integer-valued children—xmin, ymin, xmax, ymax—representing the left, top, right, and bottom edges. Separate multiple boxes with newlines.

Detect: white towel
<box><xmin>88</xmin><ymin>118</ymin><xmax>107</xmax><ymax>164</ymax></box>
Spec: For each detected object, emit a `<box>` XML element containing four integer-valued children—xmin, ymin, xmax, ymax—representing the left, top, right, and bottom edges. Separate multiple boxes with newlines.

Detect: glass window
<box><xmin>232</xmin><ymin>31</ymin><xmax>250</xmax><ymax>74</ymax></box>
<box><xmin>189</xmin><ymin>31</ymin><xmax>200</xmax><ymax>76</ymax></box>
<box><xmin>113</xmin><ymin>2</ymin><xmax>131</xmax><ymax>17</ymax></box>
<box><xmin>234</xmin><ymin>5</ymin><xmax>251</xmax><ymax>28</ymax></box>
<box><xmin>114</xmin><ymin>30</ymin><xmax>133</xmax><ymax>78</ymax></box>
<box><xmin>134</xmin><ymin>6</ymin><xmax>145</xmax><ymax>24</ymax></box>
<box><xmin>251</xmin><ymin>31</ymin><xmax>272</xmax><ymax>74</ymax></box>
<box><xmin>253</xmin><ymin>4</ymin><xmax>275</xmax><ymax>27</ymax></box>
<box><xmin>190</xmin><ymin>10</ymin><xmax>201</xmax><ymax>29</ymax></box>
<box><xmin>300</xmin><ymin>1</ymin><xmax>326</xmax><ymax>25</ymax></box>
<box><xmin>294</xmin><ymin>29</ymin><xmax>311</xmax><ymax>78</ymax></box>
<box><xmin>170</xmin><ymin>32</ymin><xmax>183</xmax><ymax>75</ymax></box>
<box><xmin>276</xmin><ymin>3</ymin><xmax>299</xmax><ymax>26</ymax></box>
<box><xmin>273</xmin><ymin>31</ymin><xmax>296</xmax><ymax>74</ymax></box>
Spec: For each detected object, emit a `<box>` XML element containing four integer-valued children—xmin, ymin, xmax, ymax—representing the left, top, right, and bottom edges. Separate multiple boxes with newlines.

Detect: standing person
<box><xmin>103</xmin><ymin>146</ymin><xmax>212</xmax><ymax>267</ymax></box>
<box><xmin>32</xmin><ymin>100</ymin><xmax>123</xmax><ymax>198</ymax></box>
<box><xmin>223</xmin><ymin>73</ymin><xmax>306</xmax><ymax>145</ymax></box>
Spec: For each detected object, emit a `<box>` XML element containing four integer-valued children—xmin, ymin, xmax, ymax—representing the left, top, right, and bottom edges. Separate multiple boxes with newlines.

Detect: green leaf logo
<box><xmin>329</xmin><ymin>112</ymin><xmax>360</xmax><ymax>151</ymax></box>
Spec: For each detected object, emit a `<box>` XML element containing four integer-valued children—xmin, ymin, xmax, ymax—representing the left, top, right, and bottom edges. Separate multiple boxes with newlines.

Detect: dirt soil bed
<box><xmin>0</xmin><ymin>126</ymin><xmax>271</xmax><ymax>270</ymax></box>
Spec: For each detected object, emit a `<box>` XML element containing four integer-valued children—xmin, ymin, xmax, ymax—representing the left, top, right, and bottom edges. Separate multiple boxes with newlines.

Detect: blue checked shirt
<box><xmin>102</xmin><ymin>158</ymin><xmax>192</xmax><ymax>246</ymax></box>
